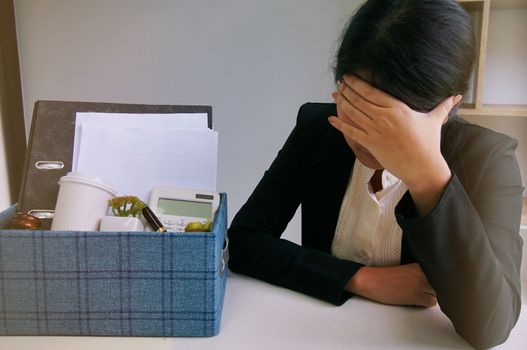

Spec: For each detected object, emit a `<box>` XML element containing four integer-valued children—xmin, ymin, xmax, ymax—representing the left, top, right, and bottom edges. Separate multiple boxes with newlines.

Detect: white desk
<box><xmin>0</xmin><ymin>273</ymin><xmax>525</xmax><ymax>350</ymax></box>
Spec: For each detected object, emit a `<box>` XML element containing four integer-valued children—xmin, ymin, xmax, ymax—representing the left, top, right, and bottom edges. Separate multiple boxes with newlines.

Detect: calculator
<box><xmin>148</xmin><ymin>187</ymin><xmax>220</xmax><ymax>232</ymax></box>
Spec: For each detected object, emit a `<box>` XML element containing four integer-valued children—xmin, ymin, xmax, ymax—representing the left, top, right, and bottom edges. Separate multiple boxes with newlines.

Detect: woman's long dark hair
<box><xmin>334</xmin><ymin>0</ymin><xmax>475</xmax><ymax>116</ymax></box>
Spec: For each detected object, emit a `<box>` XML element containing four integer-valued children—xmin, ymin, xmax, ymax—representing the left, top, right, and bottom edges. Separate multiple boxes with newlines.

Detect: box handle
<box><xmin>220</xmin><ymin>236</ymin><xmax>229</xmax><ymax>277</ymax></box>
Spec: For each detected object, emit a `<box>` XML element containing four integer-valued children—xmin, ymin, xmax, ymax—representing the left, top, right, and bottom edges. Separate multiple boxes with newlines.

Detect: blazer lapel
<box><xmin>301</xmin><ymin>126</ymin><xmax>356</xmax><ymax>252</ymax></box>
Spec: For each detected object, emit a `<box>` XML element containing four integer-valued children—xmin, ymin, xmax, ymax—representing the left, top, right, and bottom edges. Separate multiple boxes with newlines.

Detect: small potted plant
<box><xmin>99</xmin><ymin>195</ymin><xmax>146</xmax><ymax>232</ymax></box>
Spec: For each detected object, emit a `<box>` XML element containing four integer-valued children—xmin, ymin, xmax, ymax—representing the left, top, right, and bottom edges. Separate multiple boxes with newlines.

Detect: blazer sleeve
<box><xmin>228</xmin><ymin>105</ymin><xmax>363</xmax><ymax>305</ymax></box>
<box><xmin>395</xmin><ymin>135</ymin><xmax>524</xmax><ymax>349</ymax></box>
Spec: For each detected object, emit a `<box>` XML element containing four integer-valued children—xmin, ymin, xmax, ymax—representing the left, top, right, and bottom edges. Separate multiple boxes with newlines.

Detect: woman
<box><xmin>228</xmin><ymin>0</ymin><xmax>524</xmax><ymax>348</ymax></box>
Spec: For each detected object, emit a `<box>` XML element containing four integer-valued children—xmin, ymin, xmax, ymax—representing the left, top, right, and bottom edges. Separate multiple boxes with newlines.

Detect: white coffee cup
<box><xmin>51</xmin><ymin>172</ymin><xmax>117</xmax><ymax>231</ymax></box>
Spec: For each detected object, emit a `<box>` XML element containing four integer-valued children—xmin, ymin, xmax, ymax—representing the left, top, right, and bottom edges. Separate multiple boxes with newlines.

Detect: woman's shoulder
<box><xmin>292</xmin><ymin>103</ymin><xmax>352</xmax><ymax>166</ymax></box>
<box><xmin>442</xmin><ymin>116</ymin><xmax>520</xmax><ymax>188</ymax></box>
<box><xmin>444</xmin><ymin>116</ymin><xmax>518</xmax><ymax>152</ymax></box>
<box><xmin>296</xmin><ymin>102</ymin><xmax>337</xmax><ymax>128</ymax></box>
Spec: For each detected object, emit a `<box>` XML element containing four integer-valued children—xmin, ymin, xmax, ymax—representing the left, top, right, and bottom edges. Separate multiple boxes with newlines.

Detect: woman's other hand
<box><xmin>346</xmin><ymin>263</ymin><xmax>437</xmax><ymax>308</ymax></box>
<box><xmin>329</xmin><ymin>75</ymin><xmax>462</xmax><ymax>215</ymax></box>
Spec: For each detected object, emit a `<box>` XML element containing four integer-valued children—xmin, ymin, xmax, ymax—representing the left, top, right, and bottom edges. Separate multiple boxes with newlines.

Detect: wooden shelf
<box><xmin>459</xmin><ymin>0</ymin><xmax>485</xmax><ymax>11</ymax></box>
<box><xmin>491</xmin><ymin>0</ymin><xmax>527</xmax><ymax>10</ymax></box>
<box><xmin>458</xmin><ymin>0</ymin><xmax>527</xmax><ymax>118</ymax></box>
<box><xmin>459</xmin><ymin>0</ymin><xmax>527</xmax><ymax>10</ymax></box>
<box><xmin>459</xmin><ymin>105</ymin><xmax>527</xmax><ymax>117</ymax></box>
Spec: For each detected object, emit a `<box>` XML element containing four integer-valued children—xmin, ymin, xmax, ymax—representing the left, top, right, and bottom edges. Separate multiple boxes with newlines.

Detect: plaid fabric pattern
<box><xmin>0</xmin><ymin>194</ymin><xmax>228</xmax><ymax>337</ymax></box>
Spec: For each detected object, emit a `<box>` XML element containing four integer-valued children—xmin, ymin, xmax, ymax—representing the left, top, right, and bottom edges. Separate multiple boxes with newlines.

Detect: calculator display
<box><xmin>157</xmin><ymin>198</ymin><xmax>212</xmax><ymax>219</ymax></box>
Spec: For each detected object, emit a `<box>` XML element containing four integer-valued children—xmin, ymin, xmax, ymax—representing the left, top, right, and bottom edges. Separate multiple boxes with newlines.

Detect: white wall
<box><xmin>13</xmin><ymin>1</ymin><xmax>527</xmax><ymax>242</ymax></box>
<box><xmin>13</xmin><ymin>0</ymin><xmax>361</xmax><ymax>241</ymax></box>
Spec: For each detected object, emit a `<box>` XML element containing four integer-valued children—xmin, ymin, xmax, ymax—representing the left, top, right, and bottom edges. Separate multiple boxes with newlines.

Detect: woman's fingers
<box><xmin>328</xmin><ymin>116</ymin><xmax>369</xmax><ymax>146</ymax></box>
<box><xmin>420</xmin><ymin>294</ymin><xmax>438</xmax><ymax>308</ymax></box>
<box><xmin>428</xmin><ymin>95</ymin><xmax>463</xmax><ymax>122</ymax></box>
<box><xmin>342</xmin><ymin>74</ymin><xmax>402</xmax><ymax>109</ymax></box>
<box><xmin>338</xmin><ymin>80</ymin><xmax>386</xmax><ymax>119</ymax></box>
<box><xmin>332</xmin><ymin>91</ymin><xmax>373</xmax><ymax>131</ymax></box>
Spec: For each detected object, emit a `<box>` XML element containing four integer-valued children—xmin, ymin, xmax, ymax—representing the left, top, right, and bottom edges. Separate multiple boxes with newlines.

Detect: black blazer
<box><xmin>228</xmin><ymin>103</ymin><xmax>524</xmax><ymax>349</ymax></box>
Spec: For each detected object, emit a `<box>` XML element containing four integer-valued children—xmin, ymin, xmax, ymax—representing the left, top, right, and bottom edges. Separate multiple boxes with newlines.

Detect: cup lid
<box><xmin>59</xmin><ymin>172</ymin><xmax>117</xmax><ymax>196</ymax></box>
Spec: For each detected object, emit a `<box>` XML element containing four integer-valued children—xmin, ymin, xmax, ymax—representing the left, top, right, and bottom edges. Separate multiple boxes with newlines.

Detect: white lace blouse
<box><xmin>331</xmin><ymin>160</ymin><xmax>408</xmax><ymax>267</ymax></box>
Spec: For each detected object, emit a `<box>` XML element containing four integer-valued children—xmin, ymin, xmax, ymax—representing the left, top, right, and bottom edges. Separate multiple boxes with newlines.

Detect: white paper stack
<box><xmin>73</xmin><ymin>112</ymin><xmax>217</xmax><ymax>201</ymax></box>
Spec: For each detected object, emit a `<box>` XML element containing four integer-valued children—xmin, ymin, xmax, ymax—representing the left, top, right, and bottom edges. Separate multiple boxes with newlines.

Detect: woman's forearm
<box><xmin>404</xmin><ymin>157</ymin><xmax>452</xmax><ymax>217</ymax></box>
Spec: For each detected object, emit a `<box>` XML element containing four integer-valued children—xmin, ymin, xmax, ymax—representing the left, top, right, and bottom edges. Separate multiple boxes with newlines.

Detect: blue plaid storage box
<box><xmin>0</xmin><ymin>193</ymin><xmax>228</xmax><ymax>337</ymax></box>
